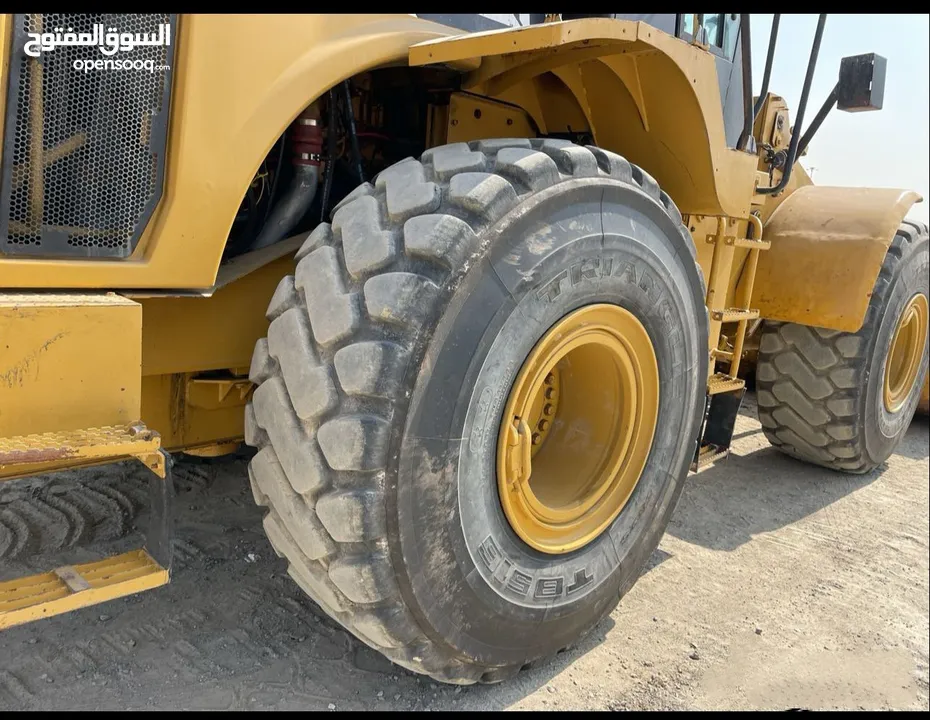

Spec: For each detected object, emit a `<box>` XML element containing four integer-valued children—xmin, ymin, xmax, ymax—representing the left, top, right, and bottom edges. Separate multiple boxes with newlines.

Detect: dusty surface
<box><xmin>1</xmin><ymin>393</ymin><xmax>928</xmax><ymax>711</ymax></box>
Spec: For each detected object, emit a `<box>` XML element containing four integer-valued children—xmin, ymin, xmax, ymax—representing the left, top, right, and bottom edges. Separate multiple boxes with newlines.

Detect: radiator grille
<box><xmin>0</xmin><ymin>14</ymin><xmax>175</xmax><ymax>258</ymax></box>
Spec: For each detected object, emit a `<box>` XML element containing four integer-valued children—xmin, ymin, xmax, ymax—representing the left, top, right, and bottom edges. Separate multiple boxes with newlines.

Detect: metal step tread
<box><xmin>711</xmin><ymin>308</ymin><xmax>760</xmax><ymax>322</ymax></box>
<box><xmin>0</xmin><ymin>550</ymin><xmax>168</xmax><ymax>629</ymax></box>
<box><xmin>0</xmin><ymin>423</ymin><xmax>160</xmax><ymax>469</ymax></box>
<box><xmin>691</xmin><ymin>443</ymin><xmax>730</xmax><ymax>471</ymax></box>
<box><xmin>730</xmin><ymin>237</ymin><xmax>771</xmax><ymax>249</ymax></box>
<box><xmin>708</xmin><ymin>373</ymin><xmax>746</xmax><ymax>395</ymax></box>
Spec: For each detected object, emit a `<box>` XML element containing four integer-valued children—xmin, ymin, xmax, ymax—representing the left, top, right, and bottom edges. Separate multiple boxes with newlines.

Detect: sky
<box><xmin>748</xmin><ymin>14</ymin><xmax>930</xmax><ymax>223</ymax></box>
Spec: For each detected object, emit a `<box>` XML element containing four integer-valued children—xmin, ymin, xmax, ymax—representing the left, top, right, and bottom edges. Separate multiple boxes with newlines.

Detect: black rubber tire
<box><xmin>245</xmin><ymin>139</ymin><xmax>708</xmax><ymax>684</ymax></box>
<box><xmin>757</xmin><ymin>219</ymin><xmax>929</xmax><ymax>473</ymax></box>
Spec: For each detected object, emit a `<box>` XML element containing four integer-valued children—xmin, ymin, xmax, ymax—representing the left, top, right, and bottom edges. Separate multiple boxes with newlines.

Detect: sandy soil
<box><xmin>1</xmin><ymin>393</ymin><xmax>927</xmax><ymax>711</ymax></box>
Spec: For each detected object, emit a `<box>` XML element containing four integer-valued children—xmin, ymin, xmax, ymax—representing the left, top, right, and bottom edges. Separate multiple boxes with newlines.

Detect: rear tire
<box><xmin>245</xmin><ymin>139</ymin><xmax>707</xmax><ymax>683</ymax></box>
<box><xmin>757</xmin><ymin>220</ymin><xmax>929</xmax><ymax>473</ymax></box>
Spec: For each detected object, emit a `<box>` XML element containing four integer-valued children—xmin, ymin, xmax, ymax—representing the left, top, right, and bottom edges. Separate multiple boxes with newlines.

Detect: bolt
<box><xmin>543</xmin><ymin>404</ymin><xmax>554</xmax><ymax>416</ymax></box>
<box><xmin>544</xmin><ymin>387</ymin><xmax>555</xmax><ymax>400</ymax></box>
<box><xmin>532</xmin><ymin>433</ymin><xmax>542</xmax><ymax>445</ymax></box>
<box><xmin>545</xmin><ymin>373</ymin><xmax>554</xmax><ymax>385</ymax></box>
<box><xmin>506</xmin><ymin>118</ymin><xmax>514</xmax><ymax>126</ymax></box>
<box><xmin>538</xmin><ymin>419</ymin><xmax>549</xmax><ymax>432</ymax></box>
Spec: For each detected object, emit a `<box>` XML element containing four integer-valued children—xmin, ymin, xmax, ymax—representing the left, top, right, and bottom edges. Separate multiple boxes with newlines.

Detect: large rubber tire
<box><xmin>757</xmin><ymin>220</ymin><xmax>929</xmax><ymax>473</ymax></box>
<box><xmin>245</xmin><ymin>139</ymin><xmax>707</xmax><ymax>684</ymax></box>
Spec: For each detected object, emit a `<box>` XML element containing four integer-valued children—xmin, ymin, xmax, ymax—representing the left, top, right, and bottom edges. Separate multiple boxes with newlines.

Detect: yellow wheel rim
<box><xmin>496</xmin><ymin>304</ymin><xmax>659</xmax><ymax>555</ymax></box>
<box><xmin>884</xmin><ymin>293</ymin><xmax>929</xmax><ymax>413</ymax></box>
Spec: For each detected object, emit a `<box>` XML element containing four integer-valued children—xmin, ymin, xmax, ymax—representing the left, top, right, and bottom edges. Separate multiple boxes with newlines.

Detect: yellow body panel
<box><xmin>0</xmin><ymin>294</ymin><xmax>141</xmax><ymax>437</ymax></box>
<box><xmin>138</xmin><ymin>253</ymin><xmax>296</xmax><ymax>376</ymax></box>
<box><xmin>411</xmin><ymin>18</ymin><xmax>758</xmax><ymax>217</ymax></box>
<box><xmin>752</xmin><ymin>186</ymin><xmax>921</xmax><ymax>332</ymax></box>
<box><xmin>0</xmin><ymin>251</ymin><xmax>289</xmax><ymax>452</ymax></box>
<box><xmin>133</xmin><ymin>252</ymin><xmax>297</xmax><ymax>451</ymax></box>
<box><xmin>0</xmin><ymin>16</ymin><xmax>10</xmax><ymax>147</ymax></box>
<box><xmin>444</xmin><ymin>93</ymin><xmax>536</xmax><ymax>144</ymax></box>
<box><xmin>141</xmin><ymin>374</ymin><xmax>250</xmax><ymax>452</ymax></box>
<box><xmin>0</xmin><ymin>14</ymin><xmax>459</xmax><ymax>289</ymax></box>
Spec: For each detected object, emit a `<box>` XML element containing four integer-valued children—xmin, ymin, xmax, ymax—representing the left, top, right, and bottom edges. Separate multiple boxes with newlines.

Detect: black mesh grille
<box><xmin>0</xmin><ymin>13</ymin><xmax>175</xmax><ymax>258</ymax></box>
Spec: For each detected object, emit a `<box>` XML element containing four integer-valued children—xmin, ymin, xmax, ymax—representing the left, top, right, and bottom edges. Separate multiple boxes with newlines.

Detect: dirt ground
<box><xmin>1</xmin><ymin>393</ymin><xmax>928</xmax><ymax>711</ymax></box>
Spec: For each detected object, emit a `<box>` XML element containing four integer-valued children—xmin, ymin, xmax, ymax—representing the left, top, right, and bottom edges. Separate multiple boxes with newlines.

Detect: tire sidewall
<box><xmin>392</xmin><ymin>179</ymin><xmax>707</xmax><ymax>665</ymax></box>
<box><xmin>864</xmin><ymin>236</ymin><xmax>930</xmax><ymax>461</ymax></box>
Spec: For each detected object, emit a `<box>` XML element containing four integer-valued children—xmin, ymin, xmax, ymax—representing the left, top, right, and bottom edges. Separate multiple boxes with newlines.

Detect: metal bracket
<box><xmin>691</xmin><ymin>387</ymin><xmax>747</xmax><ymax>472</ymax></box>
<box><xmin>143</xmin><ymin>448</ymin><xmax>174</xmax><ymax>572</ymax></box>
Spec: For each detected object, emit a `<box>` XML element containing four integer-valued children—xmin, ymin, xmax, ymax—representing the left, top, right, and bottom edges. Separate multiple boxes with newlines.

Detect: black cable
<box><xmin>261</xmin><ymin>136</ymin><xmax>287</xmax><ymax>227</ymax></box>
<box><xmin>224</xmin><ymin>183</ymin><xmax>260</xmax><ymax>259</ymax></box>
<box><xmin>342</xmin><ymin>80</ymin><xmax>365</xmax><ymax>184</ymax></box>
<box><xmin>320</xmin><ymin>88</ymin><xmax>337</xmax><ymax>222</ymax></box>
<box><xmin>754</xmin><ymin>15</ymin><xmax>781</xmax><ymax>117</ymax></box>
<box><xmin>757</xmin><ymin>14</ymin><xmax>828</xmax><ymax>195</ymax></box>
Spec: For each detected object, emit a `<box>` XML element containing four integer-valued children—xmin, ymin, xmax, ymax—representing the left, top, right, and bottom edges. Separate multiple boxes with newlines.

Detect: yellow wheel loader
<box><xmin>0</xmin><ymin>13</ymin><xmax>926</xmax><ymax>684</ymax></box>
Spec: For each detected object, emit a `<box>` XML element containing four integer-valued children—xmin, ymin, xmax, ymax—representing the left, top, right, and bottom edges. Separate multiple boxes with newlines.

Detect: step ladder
<box><xmin>691</xmin><ymin>214</ymin><xmax>768</xmax><ymax>472</ymax></box>
<box><xmin>0</xmin><ymin>424</ymin><xmax>173</xmax><ymax>630</ymax></box>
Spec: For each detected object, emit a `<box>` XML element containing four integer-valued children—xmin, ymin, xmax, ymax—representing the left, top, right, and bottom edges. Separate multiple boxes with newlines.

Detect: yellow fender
<box><xmin>752</xmin><ymin>186</ymin><xmax>922</xmax><ymax>332</ymax></box>
<box><xmin>0</xmin><ymin>14</ymin><xmax>460</xmax><ymax>290</ymax></box>
<box><xmin>411</xmin><ymin>18</ymin><xmax>758</xmax><ymax>219</ymax></box>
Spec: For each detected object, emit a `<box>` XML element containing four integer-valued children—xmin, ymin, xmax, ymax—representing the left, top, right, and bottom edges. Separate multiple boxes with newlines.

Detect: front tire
<box><xmin>245</xmin><ymin>139</ymin><xmax>707</xmax><ymax>683</ymax></box>
<box><xmin>757</xmin><ymin>220</ymin><xmax>929</xmax><ymax>473</ymax></box>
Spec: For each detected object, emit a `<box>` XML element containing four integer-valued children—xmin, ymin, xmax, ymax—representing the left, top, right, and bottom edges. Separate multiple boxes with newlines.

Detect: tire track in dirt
<box><xmin>0</xmin><ymin>400</ymin><xmax>926</xmax><ymax>710</ymax></box>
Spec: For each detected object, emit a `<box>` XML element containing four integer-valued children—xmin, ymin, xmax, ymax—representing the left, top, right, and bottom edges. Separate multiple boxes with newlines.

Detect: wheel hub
<box><xmin>497</xmin><ymin>304</ymin><xmax>659</xmax><ymax>554</ymax></box>
<box><xmin>884</xmin><ymin>293</ymin><xmax>929</xmax><ymax>413</ymax></box>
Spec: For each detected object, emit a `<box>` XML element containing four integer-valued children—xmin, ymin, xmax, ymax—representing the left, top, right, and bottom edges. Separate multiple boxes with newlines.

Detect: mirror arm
<box><xmin>795</xmin><ymin>83</ymin><xmax>839</xmax><ymax>163</ymax></box>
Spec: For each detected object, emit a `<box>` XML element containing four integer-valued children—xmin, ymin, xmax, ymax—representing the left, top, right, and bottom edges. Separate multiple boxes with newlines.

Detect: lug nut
<box><xmin>543</xmin><ymin>404</ymin><xmax>554</xmax><ymax>416</ymax></box>
<box><xmin>532</xmin><ymin>433</ymin><xmax>542</xmax><ymax>445</ymax></box>
<box><xmin>544</xmin><ymin>373</ymin><xmax>554</xmax><ymax>385</ymax></box>
<box><xmin>538</xmin><ymin>419</ymin><xmax>549</xmax><ymax>432</ymax></box>
<box><xmin>544</xmin><ymin>387</ymin><xmax>555</xmax><ymax>400</ymax></box>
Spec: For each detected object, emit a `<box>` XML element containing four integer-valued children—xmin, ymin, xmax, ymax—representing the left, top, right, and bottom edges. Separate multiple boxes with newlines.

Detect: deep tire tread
<box><xmin>757</xmin><ymin>221</ymin><xmax>929</xmax><ymax>472</ymax></box>
<box><xmin>246</xmin><ymin>139</ymin><xmax>703</xmax><ymax>683</ymax></box>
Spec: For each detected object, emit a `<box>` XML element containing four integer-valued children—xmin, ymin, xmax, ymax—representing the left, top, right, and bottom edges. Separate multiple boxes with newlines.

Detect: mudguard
<box><xmin>752</xmin><ymin>185</ymin><xmax>922</xmax><ymax>332</ymax></box>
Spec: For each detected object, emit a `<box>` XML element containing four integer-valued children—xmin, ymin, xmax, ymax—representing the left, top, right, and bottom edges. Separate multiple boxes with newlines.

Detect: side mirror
<box><xmin>755</xmin><ymin>18</ymin><xmax>891</xmax><ymax>194</ymax></box>
<box><xmin>837</xmin><ymin>53</ymin><xmax>886</xmax><ymax>112</ymax></box>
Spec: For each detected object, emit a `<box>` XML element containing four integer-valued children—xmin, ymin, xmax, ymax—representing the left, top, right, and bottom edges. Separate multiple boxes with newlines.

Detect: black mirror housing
<box><xmin>838</xmin><ymin>53</ymin><xmax>886</xmax><ymax>112</ymax></box>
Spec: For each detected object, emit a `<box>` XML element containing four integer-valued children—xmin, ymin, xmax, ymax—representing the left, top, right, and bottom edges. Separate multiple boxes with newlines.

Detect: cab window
<box><xmin>721</xmin><ymin>14</ymin><xmax>740</xmax><ymax>58</ymax></box>
<box><xmin>679</xmin><ymin>14</ymin><xmax>740</xmax><ymax>60</ymax></box>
